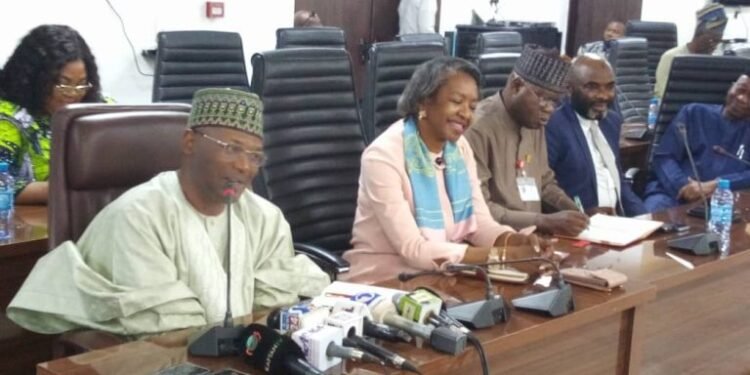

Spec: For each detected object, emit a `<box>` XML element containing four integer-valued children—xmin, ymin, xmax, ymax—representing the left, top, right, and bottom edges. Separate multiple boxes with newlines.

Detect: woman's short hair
<box><xmin>397</xmin><ymin>56</ymin><xmax>481</xmax><ymax>118</ymax></box>
<box><xmin>0</xmin><ymin>24</ymin><xmax>102</xmax><ymax>116</ymax></box>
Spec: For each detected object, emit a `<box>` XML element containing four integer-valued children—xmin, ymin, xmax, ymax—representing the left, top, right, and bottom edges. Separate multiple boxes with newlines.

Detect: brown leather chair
<box><xmin>47</xmin><ymin>103</ymin><xmax>191</xmax><ymax>356</ymax></box>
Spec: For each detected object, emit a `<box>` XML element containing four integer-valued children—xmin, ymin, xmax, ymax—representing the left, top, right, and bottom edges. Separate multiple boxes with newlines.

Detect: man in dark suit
<box><xmin>546</xmin><ymin>55</ymin><xmax>646</xmax><ymax>216</ymax></box>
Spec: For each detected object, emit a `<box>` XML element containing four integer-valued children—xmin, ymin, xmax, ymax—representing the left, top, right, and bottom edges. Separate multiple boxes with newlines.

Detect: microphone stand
<box><xmin>476</xmin><ymin>257</ymin><xmax>575</xmax><ymax>317</ymax></box>
<box><xmin>188</xmin><ymin>186</ymin><xmax>246</xmax><ymax>356</ymax></box>
<box><xmin>666</xmin><ymin>123</ymin><xmax>720</xmax><ymax>255</ymax></box>
<box><xmin>713</xmin><ymin>145</ymin><xmax>750</xmax><ymax>167</ymax></box>
<box><xmin>442</xmin><ymin>264</ymin><xmax>510</xmax><ymax>329</ymax></box>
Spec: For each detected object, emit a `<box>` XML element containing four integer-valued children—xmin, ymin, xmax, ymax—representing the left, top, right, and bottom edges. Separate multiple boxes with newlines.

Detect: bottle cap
<box><xmin>718</xmin><ymin>179</ymin><xmax>730</xmax><ymax>189</ymax></box>
<box><xmin>0</xmin><ymin>162</ymin><xmax>8</xmax><ymax>173</ymax></box>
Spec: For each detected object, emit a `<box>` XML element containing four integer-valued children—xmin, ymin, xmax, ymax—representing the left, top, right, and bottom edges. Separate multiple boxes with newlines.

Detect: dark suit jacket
<box><xmin>546</xmin><ymin>102</ymin><xmax>647</xmax><ymax>216</ymax></box>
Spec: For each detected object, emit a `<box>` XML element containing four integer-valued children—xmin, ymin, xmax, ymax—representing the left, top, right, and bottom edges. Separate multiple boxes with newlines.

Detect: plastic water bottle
<box><xmin>709</xmin><ymin>179</ymin><xmax>733</xmax><ymax>254</ymax></box>
<box><xmin>0</xmin><ymin>162</ymin><xmax>13</xmax><ymax>240</ymax></box>
<box><xmin>647</xmin><ymin>97</ymin><xmax>659</xmax><ymax>131</ymax></box>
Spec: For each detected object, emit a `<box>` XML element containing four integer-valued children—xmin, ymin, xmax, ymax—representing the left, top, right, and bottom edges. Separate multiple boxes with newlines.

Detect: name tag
<box><xmin>516</xmin><ymin>177</ymin><xmax>540</xmax><ymax>202</ymax></box>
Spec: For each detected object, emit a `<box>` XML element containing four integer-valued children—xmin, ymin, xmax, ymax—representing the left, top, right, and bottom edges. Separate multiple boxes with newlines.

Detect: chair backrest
<box><xmin>625</xmin><ymin>21</ymin><xmax>678</xmax><ymax>85</ymax></box>
<box><xmin>607</xmin><ymin>37</ymin><xmax>651</xmax><ymax>123</ymax></box>
<box><xmin>361</xmin><ymin>41</ymin><xmax>445</xmax><ymax>143</ymax></box>
<box><xmin>250</xmin><ymin>48</ymin><xmax>365</xmax><ymax>254</ymax></box>
<box><xmin>152</xmin><ymin>31</ymin><xmax>249</xmax><ymax>103</ymax></box>
<box><xmin>477</xmin><ymin>52</ymin><xmax>520</xmax><ymax>99</ymax></box>
<box><xmin>396</xmin><ymin>33</ymin><xmax>445</xmax><ymax>44</ymax></box>
<box><xmin>476</xmin><ymin>31</ymin><xmax>523</xmax><ymax>55</ymax></box>
<box><xmin>275</xmin><ymin>27</ymin><xmax>347</xmax><ymax>49</ymax></box>
<box><xmin>49</xmin><ymin>104</ymin><xmax>191</xmax><ymax>248</ymax></box>
<box><xmin>649</xmin><ymin>55</ymin><xmax>750</xmax><ymax>163</ymax></box>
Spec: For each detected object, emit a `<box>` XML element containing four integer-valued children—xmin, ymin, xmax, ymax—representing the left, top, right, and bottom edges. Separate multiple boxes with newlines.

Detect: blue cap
<box><xmin>718</xmin><ymin>179</ymin><xmax>730</xmax><ymax>189</ymax></box>
<box><xmin>0</xmin><ymin>162</ymin><xmax>8</xmax><ymax>173</ymax></box>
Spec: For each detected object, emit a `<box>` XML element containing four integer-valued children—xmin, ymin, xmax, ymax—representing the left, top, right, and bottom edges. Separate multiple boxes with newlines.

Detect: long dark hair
<box><xmin>0</xmin><ymin>24</ymin><xmax>102</xmax><ymax>117</ymax></box>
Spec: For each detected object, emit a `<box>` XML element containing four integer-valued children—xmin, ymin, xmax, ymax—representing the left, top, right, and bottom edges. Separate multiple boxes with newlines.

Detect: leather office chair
<box><xmin>625</xmin><ymin>21</ymin><xmax>678</xmax><ymax>85</ymax></box>
<box><xmin>607</xmin><ymin>37</ymin><xmax>650</xmax><ymax>123</ymax></box>
<box><xmin>152</xmin><ymin>31</ymin><xmax>250</xmax><ymax>103</ymax></box>
<box><xmin>361</xmin><ymin>41</ymin><xmax>445</xmax><ymax>143</ymax></box>
<box><xmin>49</xmin><ymin>103</ymin><xmax>191</xmax><ymax>357</ymax></box>
<box><xmin>251</xmin><ymin>47</ymin><xmax>359</xmax><ymax>278</ymax></box>
<box><xmin>275</xmin><ymin>27</ymin><xmax>346</xmax><ymax>49</ymax></box>
<box><xmin>623</xmin><ymin>55</ymin><xmax>750</xmax><ymax>196</ymax></box>
<box><xmin>650</xmin><ymin>55</ymin><xmax>750</xmax><ymax>163</ymax></box>
<box><xmin>477</xmin><ymin>52</ymin><xmax>520</xmax><ymax>98</ymax></box>
<box><xmin>476</xmin><ymin>31</ymin><xmax>523</xmax><ymax>55</ymax></box>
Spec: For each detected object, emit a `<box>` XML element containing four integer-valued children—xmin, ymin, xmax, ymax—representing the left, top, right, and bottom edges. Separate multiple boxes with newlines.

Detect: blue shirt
<box><xmin>645</xmin><ymin>103</ymin><xmax>750</xmax><ymax>199</ymax></box>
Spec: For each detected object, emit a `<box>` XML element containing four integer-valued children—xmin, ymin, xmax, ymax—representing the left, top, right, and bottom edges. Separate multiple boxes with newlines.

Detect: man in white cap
<box><xmin>8</xmin><ymin>88</ymin><xmax>330</xmax><ymax>338</ymax></box>
<box><xmin>654</xmin><ymin>3</ymin><xmax>728</xmax><ymax>98</ymax></box>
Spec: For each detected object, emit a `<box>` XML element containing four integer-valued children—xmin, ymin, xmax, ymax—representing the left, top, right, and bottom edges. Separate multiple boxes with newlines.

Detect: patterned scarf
<box><xmin>403</xmin><ymin>117</ymin><xmax>477</xmax><ymax>242</ymax></box>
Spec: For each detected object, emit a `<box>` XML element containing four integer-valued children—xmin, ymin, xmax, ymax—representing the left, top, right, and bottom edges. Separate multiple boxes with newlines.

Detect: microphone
<box><xmin>713</xmin><ymin>145</ymin><xmax>750</xmax><ymax>167</ymax></box>
<box><xmin>242</xmin><ymin>324</ymin><xmax>324</xmax><ymax>375</ymax></box>
<box><xmin>435</xmin><ymin>156</ymin><xmax>444</xmax><ymax>166</ymax></box>
<box><xmin>291</xmin><ymin>324</ymin><xmax>382</xmax><ymax>371</ymax></box>
<box><xmin>392</xmin><ymin>289</ymin><xmax>471</xmax><ymax>333</ymax></box>
<box><xmin>437</xmin><ymin>265</ymin><xmax>511</xmax><ymax>329</ymax></box>
<box><xmin>187</xmin><ymin>184</ymin><xmax>244</xmax><ymax>356</ymax></box>
<box><xmin>343</xmin><ymin>336</ymin><xmax>421</xmax><ymax>374</ymax></box>
<box><xmin>666</xmin><ymin>123</ymin><xmax>720</xmax><ymax>255</ymax></box>
<box><xmin>369</xmin><ymin>297</ymin><xmax>467</xmax><ymax>355</ymax></box>
<box><xmin>471</xmin><ymin>257</ymin><xmax>575</xmax><ymax>317</ymax></box>
<box><xmin>363</xmin><ymin>319</ymin><xmax>413</xmax><ymax>343</ymax></box>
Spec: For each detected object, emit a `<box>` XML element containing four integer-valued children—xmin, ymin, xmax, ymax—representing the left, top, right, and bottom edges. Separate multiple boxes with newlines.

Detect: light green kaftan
<box><xmin>7</xmin><ymin>171</ymin><xmax>330</xmax><ymax>337</ymax></box>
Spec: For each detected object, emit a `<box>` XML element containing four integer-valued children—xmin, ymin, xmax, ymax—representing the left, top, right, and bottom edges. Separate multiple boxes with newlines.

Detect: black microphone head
<box><xmin>241</xmin><ymin>324</ymin><xmax>304</xmax><ymax>374</ymax></box>
<box><xmin>266</xmin><ymin>308</ymin><xmax>282</xmax><ymax>331</ymax></box>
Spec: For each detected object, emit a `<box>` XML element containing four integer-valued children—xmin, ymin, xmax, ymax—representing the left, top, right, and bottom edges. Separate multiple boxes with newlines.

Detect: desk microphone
<box><xmin>399</xmin><ymin>263</ymin><xmax>512</xmax><ymax>327</ymax></box>
<box><xmin>713</xmin><ymin>145</ymin><xmax>750</xmax><ymax>167</ymax></box>
<box><xmin>441</xmin><ymin>264</ymin><xmax>511</xmax><ymax>329</ymax></box>
<box><xmin>475</xmin><ymin>257</ymin><xmax>575</xmax><ymax>317</ymax></box>
<box><xmin>666</xmin><ymin>123</ymin><xmax>719</xmax><ymax>255</ymax></box>
<box><xmin>188</xmin><ymin>184</ymin><xmax>245</xmax><ymax>356</ymax></box>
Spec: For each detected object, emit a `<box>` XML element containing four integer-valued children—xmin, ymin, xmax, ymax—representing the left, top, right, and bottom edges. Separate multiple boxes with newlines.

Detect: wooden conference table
<box><xmin>0</xmin><ymin>205</ymin><xmax>53</xmax><ymax>375</ymax></box>
<box><xmin>28</xmin><ymin>193</ymin><xmax>750</xmax><ymax>374</ymax></box>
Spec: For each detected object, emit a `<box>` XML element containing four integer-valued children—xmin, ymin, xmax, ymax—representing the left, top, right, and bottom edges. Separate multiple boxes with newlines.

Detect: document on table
<box><xmin>565</xmin><ymin>214</ymin><xmax>663</xmax><ymax>247</ymax></box>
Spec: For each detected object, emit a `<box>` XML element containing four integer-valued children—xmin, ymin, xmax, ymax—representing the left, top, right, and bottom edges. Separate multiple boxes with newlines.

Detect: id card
<box><xmin>516</xmin><ymin>177</ymin><xmax>540</xmax><ymax>201</ymax></box>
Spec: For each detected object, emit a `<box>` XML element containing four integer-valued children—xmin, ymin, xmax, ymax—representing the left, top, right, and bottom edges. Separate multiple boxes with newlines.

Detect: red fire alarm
<box><xmin>206</xmin><ymin>1</ymin><xmax>225</xmax><ymax>18</ymax></box>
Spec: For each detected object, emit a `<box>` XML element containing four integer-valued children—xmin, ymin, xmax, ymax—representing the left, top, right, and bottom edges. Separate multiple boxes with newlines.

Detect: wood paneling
<box><xmin>295</xmin><ymin>0</ymin><xmax>401</xmax><ymax>97</ymax></box>
<box><xmin>566</xmin><ymin>0</ymin><xmax>643</xmax><ymax>56</ymax></box>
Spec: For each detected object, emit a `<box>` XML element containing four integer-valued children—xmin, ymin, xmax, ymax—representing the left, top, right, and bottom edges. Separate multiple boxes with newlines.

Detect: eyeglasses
<box><xmin>193</xmin><ymin>129</ymin><xmax>267</xmax><ymax>167</ymax></box>
<box><xmin>54</xmin><ymin>82</ymin><xmax>92</xmax><ymax>96</ymax></box>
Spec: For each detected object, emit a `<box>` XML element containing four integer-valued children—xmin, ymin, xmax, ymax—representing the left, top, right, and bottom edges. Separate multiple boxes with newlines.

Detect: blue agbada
<box><xmin>644</xmin><ymin>104</ymin><xmax>750</xmax><ymax>211</ymax></box>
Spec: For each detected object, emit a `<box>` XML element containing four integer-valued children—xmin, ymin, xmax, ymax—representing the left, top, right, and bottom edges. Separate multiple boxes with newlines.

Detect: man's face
<box><xmin>603</xmin><ymin>22</ymin><xmax>625</xmax><ymax>41</ymax></box>
<box><xmin>183</xmin><ymin>126</ymin><xmax>263</xmax><ymax>204</ymax></box>
<box><xmin>507</xmin><ymin>77</ymin><xmax>562</xmax><ymax>129</ymax></box>
<box><xmin>692</xmin><ymin>31</ymin><xmax>722</xmax><ymax>54</ymax></box>
<box><xmin>570</xmin><ymin>62</ymin><xmax>616</xmax><ymax>120</ymax></box>
<box><xmin>724</xmin><ymin>75</ymin><xmax>750</xmax><ymax>121</ymax></box>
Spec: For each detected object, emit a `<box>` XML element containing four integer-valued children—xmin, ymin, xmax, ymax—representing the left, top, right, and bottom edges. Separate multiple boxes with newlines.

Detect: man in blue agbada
<box><xmin>643</xmin><ymin>75</ymin><xmax>750</xmax><ymax>212</ymax></box>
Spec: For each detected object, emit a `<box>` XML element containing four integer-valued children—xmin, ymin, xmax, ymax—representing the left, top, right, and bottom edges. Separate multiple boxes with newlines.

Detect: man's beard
<box><xmin>571</xmin><ymin>93</ymin><xmax>607</xmax><ymax>120</ymax></box>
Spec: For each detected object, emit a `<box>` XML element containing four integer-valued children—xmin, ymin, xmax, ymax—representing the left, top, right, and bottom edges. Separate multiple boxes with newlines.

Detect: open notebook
<box><xmin>566</xmin><ymin>214</ymin><xmax>663</xmax><ymax>247</ymax></box>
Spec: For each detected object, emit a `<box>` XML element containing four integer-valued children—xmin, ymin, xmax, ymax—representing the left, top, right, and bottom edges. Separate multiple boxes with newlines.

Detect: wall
<box><xmin>641</xmin><ymin>0</ymin><xmax>750</xmax><ymax>45</ymax></box>
<box><xmin>439</xmin><ymin>0</ymin><xmax>570</xmax><ymax>51</ymax></box>
<box><xmin>0</xmin><ymin>0</ymin><xmax>295</xmax><ymax>104</ymax></box>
